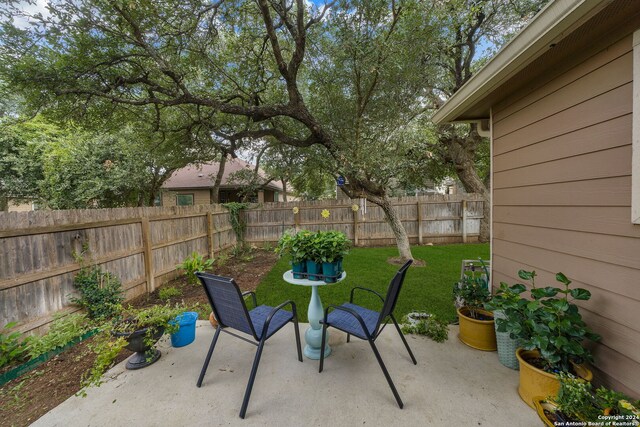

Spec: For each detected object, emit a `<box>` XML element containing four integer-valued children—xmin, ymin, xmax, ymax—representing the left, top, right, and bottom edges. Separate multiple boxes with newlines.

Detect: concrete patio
<box><xmin>33</xmin><ymin>321</ymin><xmax>539</xmax><ymax>426</ymax></box>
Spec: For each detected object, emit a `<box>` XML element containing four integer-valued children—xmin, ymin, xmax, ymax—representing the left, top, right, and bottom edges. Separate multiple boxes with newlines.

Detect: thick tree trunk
<box><xmin>377</xmin><ymin>195</ymin><xmax>414</xmax><ymax>261</ymax></box>
<box><xmin>210</xmin><ymin>153</ymin><xmax>227</xmax><ymax>204</ymax></box>
<box><xmin>282</xmin><ymin>180</ymin><xmax>288</xmax><ymax>202</ymax></box>
<box><xmin>438</xmin><ymin>125</ymin><xmax>491</xmax><ymax>242</ymax></box>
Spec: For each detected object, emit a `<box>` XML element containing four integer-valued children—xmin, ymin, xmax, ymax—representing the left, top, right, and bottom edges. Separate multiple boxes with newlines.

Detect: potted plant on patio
<box><xmin>453</xmin><ymin>270</ymin><xmax>496</xmax><ymax>351</ymax></box>
<box><xmin>533</xmin><ymin>373</ymin><xmax>640</xmax><ymax>426</ymax></box>
<box><xmin>276</xmin><ymin>229</ymin><xmax>309</xmax><ymax>279</ymax></box>
<box><xmin>484</xmin><ymin>281</ymin><xmax>525</xmax><ymax>370</ymax></box>
<box><xmin>82</xmin><ymin>304</ymin><xmax>184</xmax><ymax>390</ymax></box>
<box><xmin>318</xmin><ymin>230</ymin><xmax>350</xmax><ymax>283</ymax></box>
<box><xmin>498</xmin><ymin>270</ymin><xmax>600</xmax><ymax>409</ymax></box>
<box><xmin>302</xmin><ymin>230</ymin><xmax>323</xmax><ymax>281</ymax></box>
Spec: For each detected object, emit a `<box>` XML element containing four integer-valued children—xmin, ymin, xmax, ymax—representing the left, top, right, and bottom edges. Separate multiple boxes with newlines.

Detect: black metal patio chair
<box><xmin>195</xmin><ymin>272</ymin><xmax>303</xmax><ymax>419</ymax></box>
<box><xmin>318</xmin><ymin>260</ymin><xmax>417</xmax><ymax>408</ymax></box>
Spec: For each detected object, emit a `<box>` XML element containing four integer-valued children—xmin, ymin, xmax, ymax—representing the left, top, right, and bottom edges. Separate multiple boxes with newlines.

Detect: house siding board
<box><xmin>492</xmin><ymin>36</ymin><xmax>639</xmax><ymax>396</ymax></box>
<box><xmin>494</xmin><ymin>114</ymin><xmax>632</xmax><ymax>174</ymax></box>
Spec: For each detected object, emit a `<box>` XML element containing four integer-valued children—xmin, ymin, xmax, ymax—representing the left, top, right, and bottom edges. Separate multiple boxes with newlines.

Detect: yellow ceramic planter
<box><xmin>516</xmin><ymin>349</ymin><xmax>592</xmax><ymax>409</ymax></box>
<box><xmin>457</xmin><ymin>307</ymin><xmax>497</xmax><ymax>351</ymax></box>
<box><xmin>533</xmin><ymin>397</ymin><xmax>557</xmax><ymax>427</ymax></box>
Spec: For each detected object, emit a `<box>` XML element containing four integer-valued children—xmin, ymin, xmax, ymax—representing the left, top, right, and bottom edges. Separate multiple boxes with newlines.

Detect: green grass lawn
<box><xmin>255</xmin><ymin>243</ymin><xmax>489</xmax><ymax>323</ymax></box>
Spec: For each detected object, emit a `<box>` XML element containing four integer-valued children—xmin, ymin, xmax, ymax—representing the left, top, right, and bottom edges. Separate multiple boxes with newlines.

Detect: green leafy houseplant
<box><xmin>453</xmin><ymin>274</ymin><xmax>491</xmax><ymax>320</ymax></box>
<box><xmin>275</xmin><ymin>229</ymin><xmax>308</xmax><ymax>264</ymax></box>
<box><xmin>499</xmin><ymin>270</ymin><xmax>601</xmax><ymax>374</ymax></box>
<box><xmin>537</xmin><ymin>373</ymin><xmax>640</xmax><ymax>424</ymax></box>
<box><xmin>177</xmin><ymin>251</ymin><xmax>214</xmax><ymax>286</ymax></box>
<box><xmin>317</xmin><ymin>230</ymin><xmax>350</xmax><ymax>264</ymax></box>
<box><xmin>82</xmin><ymin>304</ymin><xmax>184</xmax><ymax>390</ymax></box>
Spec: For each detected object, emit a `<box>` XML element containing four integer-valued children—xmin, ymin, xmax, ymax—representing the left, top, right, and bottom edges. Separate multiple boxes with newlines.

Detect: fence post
<box><xmin>417</xmin><ymin>201</ymin><xmax>423</xmax><ymax>245</ymax></box>
<box><xmin>462</xmin><ymin>200</ymin><xmax>468</xmax><ymax>243</ymax></box>
<box><xmin>140</xmin><ymin>217</ymin><xmax>155</xmax><ymax>293</ymax></box>
<box><xmin>353</xmin><ymin>209</ymin><xmax>359</xmax><ymax>246</ymax></box>
<box><xmin>206</xmin><ymin>211</ymin><xmax>215</xmax><ymax>259</ymax></box>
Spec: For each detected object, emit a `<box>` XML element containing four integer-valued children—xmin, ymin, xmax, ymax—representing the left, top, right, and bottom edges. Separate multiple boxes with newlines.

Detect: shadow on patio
<box><xmin>33</xmin><ymin>321</ymin><xmax>538</xmax><ymax>426</ymax></box>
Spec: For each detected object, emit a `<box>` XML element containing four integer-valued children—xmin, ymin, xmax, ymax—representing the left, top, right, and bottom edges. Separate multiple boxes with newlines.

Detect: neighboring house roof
<box><xmin>432</xmin><ymin>0</ymin><xmax>616</xmax><ymax>124</ymax></box>
<box><xmin>162</xmin><ymin>157</ymin><xmax>284</xmax><ymax>191</ymax></box>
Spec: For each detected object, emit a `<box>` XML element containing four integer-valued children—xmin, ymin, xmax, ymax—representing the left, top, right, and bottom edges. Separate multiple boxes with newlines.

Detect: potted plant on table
<box><xmin>453</xmin><ymin>270</ymin><xmax>496</xmax><ymax>351</ymax></box>
<box><xmin>276</xmin><ymin>229</ymin><xmax>309</xmax><ymax>279</ymax></box>
<box><xmin>318</xmin><ymin>230</ymin><xmax>350</xmax><ymax>283</ymax></box>
<box><xmin>498</xmin><ymin>270</ymin><xmax>600</xmax><ymax>409</ymax></box>
<box><xmin>83</xmin><ymin>304</ymin><xmax>185</xmax><ymax>390</ymax></box>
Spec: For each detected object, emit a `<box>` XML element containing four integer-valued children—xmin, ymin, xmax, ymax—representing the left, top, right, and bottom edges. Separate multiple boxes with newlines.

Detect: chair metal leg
<box><xmin>318</xmin><ymin>323</ymin><xmax>328</xmax><ymax>373</ymax></box>
<box><xmin>293</xmin><ymin>317</ymin><xmax>303</xmax><ymax>362</ymax></box>
<box><xmin>239</xmin><ymin>340</ymin><xmax>266</xmax><ymax>419</ymax></box>
<box><xmin>346</xmin><ymin>333</ymin><xmax>350</xmax><ymax>343</ymax></box>
<box><xmin>197</xmin><ymin>326</ymin><xmax>221</xmax><ymax>387</ymax></box>
<box><xmin>391</xmin><ymin>314</ymin><xmax>417</xmax><ymax>365</ymax></box>
<box><xmin>368</xmin><ymin>339</ymin><xmax>403</xmax><ymax>409</ymax></box>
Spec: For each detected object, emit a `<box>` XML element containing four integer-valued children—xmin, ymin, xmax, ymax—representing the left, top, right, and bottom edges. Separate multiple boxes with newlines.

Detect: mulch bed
<box><xmin>0</xmin><ymin>249</ymin><xmax>277</xmax><ymax>427</ymax></box>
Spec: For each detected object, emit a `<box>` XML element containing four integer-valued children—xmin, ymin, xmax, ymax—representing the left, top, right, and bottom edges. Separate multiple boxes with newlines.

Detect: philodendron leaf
<box><xmin>556</xmin><ymin>272</ymin><xmax>571</xmax><ymax>286</ymax></box>
<box><xmin>518</xmin><ymin>270</ymin><xmax>536</xmax><ymax>281</ymax></box>
<box><xmin>531</xmin><ymin>287</ymin><xmax>559</xmax><ymax>299</ymax></box>
<box><xmin>570</xmin><ymin>288</ymin><xmax>592</xmax><ymax>300</ymax></box>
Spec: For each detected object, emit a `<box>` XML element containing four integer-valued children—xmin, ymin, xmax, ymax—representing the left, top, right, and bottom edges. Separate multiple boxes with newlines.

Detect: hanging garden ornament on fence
<box><xmin>351</xmin><ymin>204</ymin><xmax>359</xmax><ymax>212</ymax></box>
<box><xmin>292</xmin><ymin>207</ymin><xmax>299</xmax><ymax>214</ymax></box>
<box><xmin>321</xmin><ymin>209</ymin><xmax>330</xmax><ymax>219</ymax></box>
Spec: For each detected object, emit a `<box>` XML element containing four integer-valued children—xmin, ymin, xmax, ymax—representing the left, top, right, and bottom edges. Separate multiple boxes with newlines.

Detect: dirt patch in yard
<box><xmin>0</xmin><ymin>249</ymin><xmax>278</xmax><ymax>427</ymax></box>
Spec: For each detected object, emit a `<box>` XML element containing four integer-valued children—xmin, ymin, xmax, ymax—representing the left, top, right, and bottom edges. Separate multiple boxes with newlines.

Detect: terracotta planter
<box><xmin>209</xmin><ymin>312</ymin><xmax>218</xmax><ymax>328</ymax></box>
<box><xmin>516</xmin><ymin>349</ymin><xmax>593</xmax><ymax>409</ymax></box>
<box><xmin>457</xmin><ymin>307</ymin><xmax>497</xmax><ymax>351</ymax></box>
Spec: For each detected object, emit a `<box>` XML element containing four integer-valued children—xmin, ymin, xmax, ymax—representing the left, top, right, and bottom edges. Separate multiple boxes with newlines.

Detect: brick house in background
<box><xmin>160</xmin><ymin>157</ymin><xmax>286</xmax><ymax>206</ymax></box>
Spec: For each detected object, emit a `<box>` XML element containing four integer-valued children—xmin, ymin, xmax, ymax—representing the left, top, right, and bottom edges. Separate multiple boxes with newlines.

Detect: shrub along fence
<box><xmin>0</xmin><ymin>194</ymin><xmax>482</xmax><ymax>335</ymax></box>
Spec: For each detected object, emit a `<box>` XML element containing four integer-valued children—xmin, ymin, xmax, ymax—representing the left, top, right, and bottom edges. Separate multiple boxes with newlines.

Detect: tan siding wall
<box><xmin>492</xmin><ymin>35</ymin><xmax>640</xmax><ymax>397</ymax></box>
<box><xmin>161</xmin><ymin>189</ymin><xmax>211</xmax><ymax>207</ymax></box>
<box><xmin>7</xmin><ymin>201</ymin><xmax>33</xmax><ymax>212</ymax></box>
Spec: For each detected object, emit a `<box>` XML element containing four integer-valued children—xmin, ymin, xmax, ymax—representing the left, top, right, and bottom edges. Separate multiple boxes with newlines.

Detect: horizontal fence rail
<box><xmin>0</xmin><ymin>194</ymin><xmax>483</xmax><ymax>335</ymax></box>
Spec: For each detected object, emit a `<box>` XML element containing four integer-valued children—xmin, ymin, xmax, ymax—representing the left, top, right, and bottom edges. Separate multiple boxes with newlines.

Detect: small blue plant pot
<box><xmin>306</xmin><ymin>260</ymin><xmax>322</xmax><ymax>281</ymax></box>
<box><xmin>322</xmin><ymin>262</ymin><xmax>339</xmax><ymax>283</ymax></box>
<box><xmin>170</xmin><ymin>312</ymin><xmax>198</xmax><ymax>348</ymax></box>
<box><xmin>292</xmin><ymin>261</ymin><xmax>306</xmax><ymax>279</ymax></box>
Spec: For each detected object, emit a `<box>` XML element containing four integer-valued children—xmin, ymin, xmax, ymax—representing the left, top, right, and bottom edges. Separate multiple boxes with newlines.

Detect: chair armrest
<box><xmin>261</xmin><ymin>300</ymin><xmax>297</xmax><ymax>339</ymax></box>
<box><xmin>242</xmin><ymin>291</ymin><xmax>258</xmax><ymax>308</ymax></box>
<box><xmin>350</xmin><ymin>286</ymin><xmax>385</xmax><ymax>304</ymax></box>
<box><xmin>322</xmin><ymin>304</ymin><xmax>372</xmax><ymax>340</ymax></box>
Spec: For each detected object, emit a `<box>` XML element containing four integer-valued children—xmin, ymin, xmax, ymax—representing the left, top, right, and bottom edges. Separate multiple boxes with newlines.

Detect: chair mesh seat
<box><xmin>250</xmin><ymin>305</ymin><xmax>294</xmax><ymax>339</ymax></box>
<box><xmin>325</xmin><ymin>302</ymin><xmax>379</xmax><ymax>339</ymax></box>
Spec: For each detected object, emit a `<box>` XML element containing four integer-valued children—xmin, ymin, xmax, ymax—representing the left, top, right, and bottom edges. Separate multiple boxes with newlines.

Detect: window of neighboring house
<box><xmin>274</xmin><ymin>190</ymin><xmax>279</xmax><ymax>201</ymax></box>
<box><xmin>633</xmin><ymin>29</ymin><xmax>640</xmax><ymax>224</ymax></box>
<box><xmin>153</xmin><ymin>194</ymin><xmax>162</xmax><ymax>206</ymax></box>
<box><xmin>176</xmin><ymin>194</ymin><xmax>194</xmax><ymax>206</ymax></box>
<box><xmin>219</xmin><ymin>191</ymin><xmax>229</xmax><ymax>203</ymax></box>
<box><xmin>247</xmin><ymin>192</ymin><xmax>258</xmax><ymax>203</ymax></box>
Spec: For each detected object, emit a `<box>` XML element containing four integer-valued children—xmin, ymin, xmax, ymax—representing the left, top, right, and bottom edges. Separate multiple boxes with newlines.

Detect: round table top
<box><xmin>283</xmin><ymin>270</ymin><xmax>347</xmax><ymax>286</ymax></box>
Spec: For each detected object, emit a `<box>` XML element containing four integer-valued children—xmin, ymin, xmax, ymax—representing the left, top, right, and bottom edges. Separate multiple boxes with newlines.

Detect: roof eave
<box><xmin>432</xmin><ymin>0</ymin><xmax>613</xmax><ymax>124</ymax></box>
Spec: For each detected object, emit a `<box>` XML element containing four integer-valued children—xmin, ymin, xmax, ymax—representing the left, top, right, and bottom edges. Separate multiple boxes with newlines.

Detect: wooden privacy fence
<box><xmin>0</xmin><ymin>194</ymin><xmax>482</xmax><ymax>335</ymax></box>
<box><xmin>245</xmin><ymin>194</ymin><xmax>484</xmax><ymax>247</ymax></box>
<box><xmin>0</xmin><ymin>205</ymin><xmax>236</xmax><ymax>335</ymax></box>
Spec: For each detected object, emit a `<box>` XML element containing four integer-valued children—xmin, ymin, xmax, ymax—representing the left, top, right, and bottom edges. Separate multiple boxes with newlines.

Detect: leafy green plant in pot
<box><xmin>533</xmin><ymin>372</ymin><xmax>640</xmax><ymax>426</ymax></box>
<box><xmin>453</xmin><ymin>271</ymin><xmax>496</xmax><ymax>351</ymax></box>
<box><xmin>302</xmin><ymin>231</ymin><xmax>323</xmax><ymax>281</ymax></box>
<box><xmin>484</xmin><ymin>282</ymin><xmax>526</xmax><ymax>370</ymax></box>
<box><xmin>498</xmin><ymin>270</ymin><xmax>601</xmax><ymax>409</ymax></box>
<box><xmin>82</xmin><ymin>304</ymin><xmax>185</xmax><ymax>391</ymax></box>
<box><xmin>275</xmin><ymin>229</ymin><xmax>308</xmax><ymax>279</ymax></box>
<box><xmin>318</xmin><ymin>230</ymin><xmax>350</xmax><ymax>283</ymax></box>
